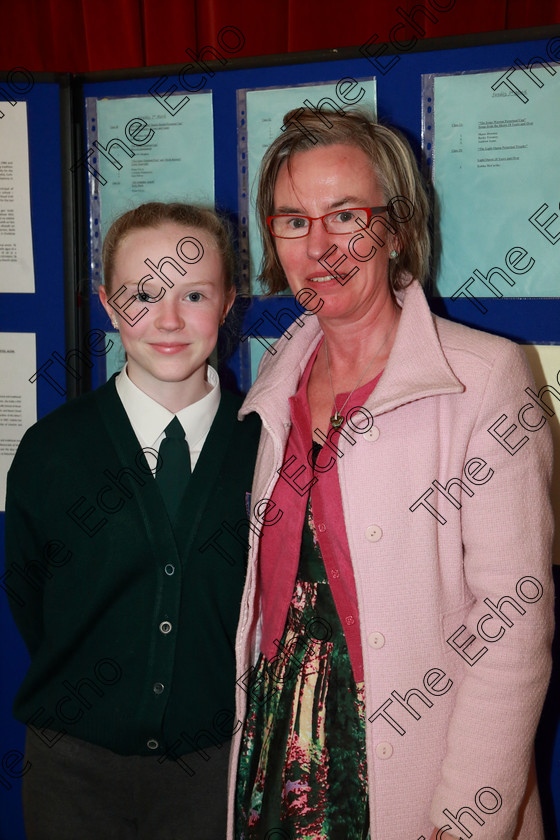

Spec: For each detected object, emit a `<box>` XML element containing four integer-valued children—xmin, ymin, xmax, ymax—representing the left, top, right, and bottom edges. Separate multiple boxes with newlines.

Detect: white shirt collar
<box><xmin>115</xmin><ymin>364</ymin><xmax>221</xmax><ymax>454</ymax></box>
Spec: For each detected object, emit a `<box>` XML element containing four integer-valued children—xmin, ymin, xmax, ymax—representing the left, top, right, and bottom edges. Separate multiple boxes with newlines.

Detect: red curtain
<box><xmin>1</xmin><ymin>0</ymin><xmax>559</xmax><ymax>73</ymax></box>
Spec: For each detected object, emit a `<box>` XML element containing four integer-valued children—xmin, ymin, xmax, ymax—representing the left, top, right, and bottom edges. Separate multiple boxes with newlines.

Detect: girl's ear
<box><xmin>99</xmin><ymin>285</ymin><xmax>119</xmax><ymax>329</ymax></box>
<box><xmin>221</xmin><ymin>286</ymin><xmax>236</xmax><ymax>325</ymax></box>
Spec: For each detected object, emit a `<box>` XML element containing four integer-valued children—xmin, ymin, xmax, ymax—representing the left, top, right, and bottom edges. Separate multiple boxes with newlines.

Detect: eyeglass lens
<box><xmin>271</xmin><ymin>208</ymin><xmax>370</xmax><ymax>238</ymax></box>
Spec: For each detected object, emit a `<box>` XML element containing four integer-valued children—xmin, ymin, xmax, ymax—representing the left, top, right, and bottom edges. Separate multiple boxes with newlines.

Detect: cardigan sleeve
<box><xmin>4</xmin><ymin>436</ymin><xmax>51</xmax><ymax>656</ymax></box>
<box><xmin>429</xmin><ymin>340</ymin><xmax>554</xmax><ymax>839</ymax></box>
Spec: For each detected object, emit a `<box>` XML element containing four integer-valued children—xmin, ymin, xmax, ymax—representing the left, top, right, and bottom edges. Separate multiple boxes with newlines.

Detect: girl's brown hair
<box><xmin>102</xmin><ymin>202</ymin><xmax>235</xmax><ymax>296</ymax></box>
<box><xmin>255</xmin><ymin>108</ymin><xmax>431</xmax><ymax>295</ymax></box>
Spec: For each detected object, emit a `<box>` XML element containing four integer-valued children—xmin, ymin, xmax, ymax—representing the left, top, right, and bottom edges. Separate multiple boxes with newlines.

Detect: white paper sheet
<box><xmin>0</xmin><ymin>332</ymin><xmax>37</xmax><ymax>510</ymax></box>
<box><xmin>0</xmin><ymin>103</ymin><xmax>35</xmax><ymax>293</ymax></box>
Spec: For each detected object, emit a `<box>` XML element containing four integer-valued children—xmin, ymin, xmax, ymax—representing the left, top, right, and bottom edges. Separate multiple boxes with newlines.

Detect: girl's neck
<box><xmin>126</xmin><ymin>363</ymin><xmax>212</xmax><ymax>414</ymax></box>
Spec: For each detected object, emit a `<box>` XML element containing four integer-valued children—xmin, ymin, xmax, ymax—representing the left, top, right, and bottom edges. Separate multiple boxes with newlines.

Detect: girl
<box><xmin>6</xmin><ymin>202</ymin><xmax>260</xmax><ymax>840</ymax></box>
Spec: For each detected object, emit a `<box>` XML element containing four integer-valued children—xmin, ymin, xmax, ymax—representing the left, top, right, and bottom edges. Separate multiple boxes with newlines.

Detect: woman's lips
<box><xmin>306</xmin><ymin>274</ymin><xmax>341</xmax><ymax>288</ymax></box>
<box><xmin>149</xmin><ymin>343</ymin><xmax>189</xmax><ymax>354</ymax></box>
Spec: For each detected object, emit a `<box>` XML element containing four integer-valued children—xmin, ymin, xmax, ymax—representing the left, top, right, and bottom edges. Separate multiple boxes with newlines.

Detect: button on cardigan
<box><xmin>229</xmin><ymin>279</ymin><xmax>554</xmax><ymax>840</ymax></box>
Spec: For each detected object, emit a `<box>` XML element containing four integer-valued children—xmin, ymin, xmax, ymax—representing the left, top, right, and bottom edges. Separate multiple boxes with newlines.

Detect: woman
<box><xmin>230</xmin><ymin>110</ymin><xmax>554</xmax><ymax>840</ymax></box>
<box><xmin>5</xmin><ymin>202</ymin><xmax>260</xmax><ymax>839</ymax></box>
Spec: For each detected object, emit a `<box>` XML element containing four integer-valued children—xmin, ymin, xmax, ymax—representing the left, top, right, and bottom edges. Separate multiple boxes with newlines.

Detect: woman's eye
<box><xmin>136</xmin><ymin>291</ymin><xmax>155</xmax><ymax>302</ymax></box>
<box><xmin>335</xmin><ymin>210</ymin><xmax>355</xmax><ymax>223</ymax></box>
<box><xmin>187</xmin><ymin>291</ymin><xmax>203</xmax><ymax>302</ymax></box>
<box><xmin>288</xmin><ymin>216</ymin><xmax>307</xmax><ymax>229</ymax></box>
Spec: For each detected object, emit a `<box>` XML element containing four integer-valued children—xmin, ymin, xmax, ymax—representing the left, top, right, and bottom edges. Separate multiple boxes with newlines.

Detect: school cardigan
<box><xmin>5</xmin><ymin>375</ymin><xmax>260</xmax><ymax>757</ymax></box>
<box><xmin>229</xmin><ymin>279</ymin><xmax>554</xmax><ymax>840</ymax></box>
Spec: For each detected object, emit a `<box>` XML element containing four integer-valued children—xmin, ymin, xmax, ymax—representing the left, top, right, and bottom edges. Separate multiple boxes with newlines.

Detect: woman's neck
<box><xmin>318</xmin><ymin>293</ymin><xmax>401</xmax><ymax>381</ymax></box>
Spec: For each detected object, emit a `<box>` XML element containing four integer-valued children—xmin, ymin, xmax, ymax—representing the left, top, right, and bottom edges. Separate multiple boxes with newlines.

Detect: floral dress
<box><xmin>235</xmin><ymin>453</ymin><xmax>371</xmax><ymax>840</ymax></box>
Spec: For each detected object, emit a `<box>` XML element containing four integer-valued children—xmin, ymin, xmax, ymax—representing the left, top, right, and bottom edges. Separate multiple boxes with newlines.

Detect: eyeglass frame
<box><xmin>266</xmin><ymin>206</ymin><xmax>390</xmax><ymax>239</ymax></box>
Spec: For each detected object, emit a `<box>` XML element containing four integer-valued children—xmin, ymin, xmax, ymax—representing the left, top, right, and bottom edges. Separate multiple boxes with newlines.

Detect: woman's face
<box><xmin>272</xmin><ymin>143</ymin><xmax>396</xmax><ymax>322</ymax></box>
<box><xmin>99</xmin><ymin>222</ymin><xmax>234</xmax><ymax>400</ymax></box>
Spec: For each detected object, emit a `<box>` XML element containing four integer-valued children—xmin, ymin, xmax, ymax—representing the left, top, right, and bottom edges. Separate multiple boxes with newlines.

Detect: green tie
<box><xmin>156</xmin><ymin>417</ymin><xmax>191</xmax><ymax>520</ymax></box>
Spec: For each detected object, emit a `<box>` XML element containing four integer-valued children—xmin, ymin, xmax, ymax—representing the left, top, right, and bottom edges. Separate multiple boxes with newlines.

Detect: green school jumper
<box><xmin>4</xmin><ymin>375</ymin><xmax>260</xmax><ymax>758</ymax></box>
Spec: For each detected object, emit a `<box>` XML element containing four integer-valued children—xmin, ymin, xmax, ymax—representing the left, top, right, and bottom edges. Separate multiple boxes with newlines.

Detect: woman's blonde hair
<box><xmin>256</xmin><ymin>108</ymin><xmax>431</xmax><ymax>295</ymax></box>
<box><xmin>102</xmin><ymin>202</ymin><xmax>235</xmax><ymax>295</ymax></box>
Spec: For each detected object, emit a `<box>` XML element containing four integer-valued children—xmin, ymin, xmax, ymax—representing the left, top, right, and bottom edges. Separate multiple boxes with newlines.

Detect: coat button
<box><xmin>317</xmin><ymin>523</ymin><xmax>326</xmax><ymax>533</ymax></box>
<box><xmin>365</xmin><ymin>426</ymin><xmax>380</xmax><ymax>441</ymax></box>
<box><xmin>153</xmin><ymin>682</ymin><xmax>165</xmax><ymax>694</ymax></box>
<box><xmin>368</xmin><ymin>632</ymin><xmax>385</xmax><ymax>649</ymax></box>
<box><xmin>376</xmin><ymin>741</ymin><xmax>393</xmax><ymax>759</ymax></box>
<box><xmin>147</xmin><ymin>738</ymin><xmax>159</xmax><ymax>750</ymax></box>
<box><xmin>345</xmin><ymin>615</ymin><xmax>355</xmax><ymax>625</ymax></box>
<box><xmin>159</xmin><ymin>621</ymin><xmax>172</xmax><ymax>634</ymax></box>
<box><xmin>164</xmin><ymin>564</ymin><xmax>175</xmax><ymax>575</ymax></box>
<box><xmin>331</xmin><ymin>568</ymin><xmax>340</xmax><ymax>579</ymax></box>
<box><xmin>365</xmin><ymin>525</ymin><xmax>382</xmax><ymax>542</ymax></box>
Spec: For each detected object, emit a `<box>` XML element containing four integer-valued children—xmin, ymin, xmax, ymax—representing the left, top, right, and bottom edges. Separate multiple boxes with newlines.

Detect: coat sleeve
<box><xmin>429</xmin><ymin>340</ymin><xmax>554</xmax><ymax>839</ymax></box>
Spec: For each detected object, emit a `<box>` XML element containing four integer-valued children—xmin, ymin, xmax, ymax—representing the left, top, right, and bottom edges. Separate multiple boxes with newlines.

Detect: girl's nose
<box><xmin>154</xmin><ymin>297</ymin><xmax>185</xmax><ymax>330</ymax></box>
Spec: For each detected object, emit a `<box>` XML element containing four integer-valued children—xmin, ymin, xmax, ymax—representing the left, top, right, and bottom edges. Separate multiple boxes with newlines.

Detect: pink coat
<box><xmin>229</xmin><ymin>279</ymin><xmax>554</xmax><ymax>840</ymax></box>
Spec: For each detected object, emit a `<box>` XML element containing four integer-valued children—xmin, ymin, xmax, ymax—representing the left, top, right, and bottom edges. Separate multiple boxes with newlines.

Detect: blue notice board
<box><xmin>1</xmin><ymin>26</ymin><xmax>559</xmax><ymax>840</ymax></box>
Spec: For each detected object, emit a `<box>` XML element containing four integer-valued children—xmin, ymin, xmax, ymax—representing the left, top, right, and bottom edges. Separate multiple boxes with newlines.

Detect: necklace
<box><xmin>325</xmin><ymin>310</ymin><xmax>398</xmax><ymax>429</ymax></box>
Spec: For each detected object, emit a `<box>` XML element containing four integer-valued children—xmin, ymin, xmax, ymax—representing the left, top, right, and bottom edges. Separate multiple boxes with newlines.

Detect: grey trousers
<box><xmin>22</xmin><ymin>728</ymin><xmax>231</xmax><ymax>840</ymax></box>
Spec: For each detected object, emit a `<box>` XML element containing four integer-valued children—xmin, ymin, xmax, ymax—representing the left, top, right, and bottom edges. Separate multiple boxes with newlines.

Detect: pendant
<box><xmin>330</xmin><ymin>412</ymin><xmax>344</xmax><ymax>429</ymax></box>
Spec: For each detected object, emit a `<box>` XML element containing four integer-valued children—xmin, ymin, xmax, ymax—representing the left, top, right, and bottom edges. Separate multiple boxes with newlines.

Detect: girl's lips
<box><xmin>149</xmin><ymin>343</ymin><xmax>189</xmax><ymax>354</ymax></box>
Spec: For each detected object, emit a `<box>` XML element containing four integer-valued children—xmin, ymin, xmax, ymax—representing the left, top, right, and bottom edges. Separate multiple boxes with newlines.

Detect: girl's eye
<box><xmin>136</xmin><ymin>291</ymin><xmax>156</xmax><ymax>303</ymax></box>
<box><xmin>133</xmin><ymin>284</ymin><xmax>161</xmax><ymax>302</ymax></box>
<box><xmin>187</xmin><ymin>291</ymin><xmax>203</xmax><ymax>302</ymax></box>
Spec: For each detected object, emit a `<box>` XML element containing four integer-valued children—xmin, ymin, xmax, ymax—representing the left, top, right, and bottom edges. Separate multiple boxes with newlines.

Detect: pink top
<box><xmin>258</xmin><ymin>337</ymin><xmax>382</xmax><ymax>682</ymax></box>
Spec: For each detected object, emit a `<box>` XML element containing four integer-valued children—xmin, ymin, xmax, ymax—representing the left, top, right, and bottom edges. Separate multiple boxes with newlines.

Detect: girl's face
<box><xmin>99</xmin><ymin>222</ymin><xmax>234</xmax><ymax>407</ymax></box>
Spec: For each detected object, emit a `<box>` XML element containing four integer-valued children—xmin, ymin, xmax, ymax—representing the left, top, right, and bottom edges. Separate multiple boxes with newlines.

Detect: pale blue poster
<box><xmin>241</xmin><ymin>80</ymin><xmax>377</xmax><ymax>295</ymax></box>
<box><xmin>87</xmin><ymin>93</ymin><xmax>214</xmax><ymax>287</ymax></box>
<box><xmin>427</xmin><ymin>66</ymin><xmax>559</xmax><ymax>297</ymax></box>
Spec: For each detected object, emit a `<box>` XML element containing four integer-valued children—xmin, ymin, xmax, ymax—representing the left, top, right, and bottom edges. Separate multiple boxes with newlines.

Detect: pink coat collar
<box><xmin>240</xmin><ymin>279</ymin><xmax>464</xmax><ymax>426</ymax></box>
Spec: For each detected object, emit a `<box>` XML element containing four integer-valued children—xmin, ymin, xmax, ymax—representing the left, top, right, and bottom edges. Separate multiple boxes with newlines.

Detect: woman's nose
<box><xmin>305</xmin><ymin>218</ymin><xmax>335</xmax><ymax>261</ymax></box>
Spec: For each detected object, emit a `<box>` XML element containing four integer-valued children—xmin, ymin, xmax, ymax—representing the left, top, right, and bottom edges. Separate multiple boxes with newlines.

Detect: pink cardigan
<box><xmin>229</xmin><ymin>280</ymin><xmax>554</xmax><ymax>840</ymax></box>
<box><xmin>257</xmin><ymin>338</ymin><xmax>383</xmax><ymax>683</ymax></box>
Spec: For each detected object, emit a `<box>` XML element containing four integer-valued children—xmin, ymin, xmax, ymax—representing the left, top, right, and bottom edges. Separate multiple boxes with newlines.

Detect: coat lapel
<box><xmin>367</xmin><ymin>281</ymin><xmax>464</xmax><ymax>416</ymax></box>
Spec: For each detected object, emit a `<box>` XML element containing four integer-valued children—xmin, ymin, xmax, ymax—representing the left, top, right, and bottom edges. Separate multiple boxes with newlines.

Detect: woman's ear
<box><xmin>99</xmin><ymin>285</ymin><xmax>119</xmax><ymax>329</ymax></box>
